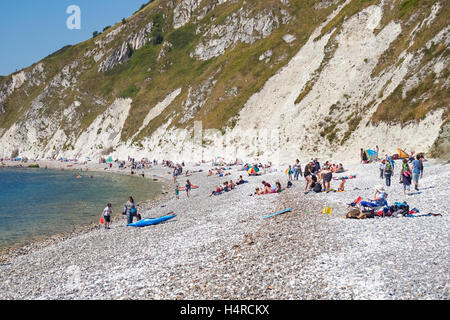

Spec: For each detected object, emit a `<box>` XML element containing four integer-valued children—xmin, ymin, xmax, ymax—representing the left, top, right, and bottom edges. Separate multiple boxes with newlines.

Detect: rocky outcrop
<box><xmin>98</xmin><ymin>42</ymin><xmax>133</xmax><ymax>72</ymax></box>
<box><xmin>173</xmin><ymin>0</ymin><xmax>203</xmax><ymax>29</ymax></box>
<box><xmin>179</xmin><ymin>70</ymin><xmax>220</xmax><ymax>124</ymax></box>
<box><xmin>98</xmin><ymin>22</ymin><xmax>153</xmax><ymax>72</ymax></box>
<box><xmin>192</xmin><ymin>8</ymin><xmax>281</xmax><ymax>60</ymax></box>
<box><xmin>0</xmin><ymin>63</ymin><xmax>44</xmax><ymax>104</ymax></box>
<box><xmin>127</xmin><ymin>22</ymin><xmax>154</xmax><ymax>51</ymax></box>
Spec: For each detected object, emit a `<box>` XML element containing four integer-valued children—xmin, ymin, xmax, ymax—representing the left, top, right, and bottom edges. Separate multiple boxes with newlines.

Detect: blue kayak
<box><xmin>128</xmin><ymin>213</ymin><xmax>177</xmax><ymax>227</ymax></box>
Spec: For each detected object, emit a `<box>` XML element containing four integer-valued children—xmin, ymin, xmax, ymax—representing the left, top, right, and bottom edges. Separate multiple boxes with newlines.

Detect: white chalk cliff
<box><xmin>0</xmin><ymin>0</ymin><xmax>448</xmax><ymax>163</ymax></box>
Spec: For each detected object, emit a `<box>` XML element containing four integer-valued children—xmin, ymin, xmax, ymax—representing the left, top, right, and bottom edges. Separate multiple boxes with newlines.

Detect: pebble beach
<box><xmin>0</xmin><ymin>159</ymin><xmax>448</xmax><ymax>300</ymax></box>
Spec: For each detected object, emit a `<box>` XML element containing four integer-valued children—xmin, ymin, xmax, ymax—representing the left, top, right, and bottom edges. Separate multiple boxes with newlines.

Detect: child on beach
<box><xmin>286</xmin><ymin>165</ymin><xmax>293</xmax><ymax>181</ymax></box>
<box><xmin>102</xmin><ymin>203</ymin><xmax>112</xmax><ymax>229</ymax></box>
<box><xmin>175</xmin><ymin>184</ymin><xmax>179</xmax><ymax>199</ymax></box>
<box><xmin>338</xmin><ymin>179</ymin><xmax>346</xmax><ymax>192</ymax></box>
<box><xmin>273</xmin><ymin>181</ymin><xmax>282</xmax><ymax>193</ymax></box>
<box><xmin>185</xmin><ymin>180</ymin><xmax>192</xmax><ymax>197</ymax></box>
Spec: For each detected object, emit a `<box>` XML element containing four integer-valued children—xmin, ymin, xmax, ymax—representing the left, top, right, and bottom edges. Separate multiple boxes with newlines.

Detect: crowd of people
<box><xmin>96</xmin><ymin>147</ymin><xmax>429</xmax><ymax>229</ymax></box>
<box><xmin>378</xmin><ymin>154</ymin><xmax>425</xmax><ymax>195</ymax></box>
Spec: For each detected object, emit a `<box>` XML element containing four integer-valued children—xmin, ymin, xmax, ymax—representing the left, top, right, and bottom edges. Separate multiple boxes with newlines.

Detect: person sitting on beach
<box><xmin>210</xmin><ymin>185</ymin><xmax>222</xmax><ymax>196</ymax></box>
<box><xmin>359</xmin><ymin>186</ymin><xmax>388</xmax><ymax>209</ymax></box>
<box><xmin>338</xmin><ymin>179</ymin><xmax>346</xmax><ymax>192</ymax></box>
<box><xmin>262</xmin><ymin>181</ymin><xmax>272</xmax><ymax>194</ymax></box>
<box><xmin>272</xmin><ymin>182</ymin><xmax>282</xmax><ymax>193</ymax></box>
<box><xmin>102</xmin><ymin>203</ymin><xmax>112</xmax><ymax>229</ymax></box>
<box><xmin>236</xmin><ymin>175</ymin><xmax>245</xmax><ymax>185</ymax></box>
<box><xmin>254</xmin><ymin>187</ymin><xmax>265</xmax><ymax>195</ymax></box>
<box><xmin>229</xmin><ymin>180</ymin><xmax>236</xmax><ymax>190</ymax></box>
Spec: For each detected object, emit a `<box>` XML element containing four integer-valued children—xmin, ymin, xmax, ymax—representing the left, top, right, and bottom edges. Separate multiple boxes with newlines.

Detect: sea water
<box><xmin>0</xmin><ymin>167</ymin><xmax>163</xmax><ymax>250</ymax></box>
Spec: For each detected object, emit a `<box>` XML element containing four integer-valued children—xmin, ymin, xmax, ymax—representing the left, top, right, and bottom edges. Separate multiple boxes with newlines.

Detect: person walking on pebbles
<box><xmin>102</xmin><ymin>203</ymin><xmax>112</xmax><ymax>229</ymax></box>
<box><xmin>293</xmin><ymin>159</ymin><xmax>302</xmax><ymax>181</ymax></box>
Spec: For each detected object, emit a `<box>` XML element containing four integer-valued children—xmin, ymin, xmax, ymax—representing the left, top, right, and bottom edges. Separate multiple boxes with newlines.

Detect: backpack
<box><xmin>313</xmin><ymin>183</ymin><xmax>322</xmax><ymax>193</ymax></box>
<box><xmin>385</xmin><ymin>162</ymin><xmax>392</xmax><ymax>173</ymax></box>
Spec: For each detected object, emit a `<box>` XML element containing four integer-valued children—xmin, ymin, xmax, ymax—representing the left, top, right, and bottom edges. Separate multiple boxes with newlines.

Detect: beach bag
<box><xmin>313</xmin><ymin>183</ymin><xmax>322</xmax><ymax>193</ymax></box>
<box><xmin>131</xmin><ymin>207</ymin><xmax>137</xmax><ymax>216</ymax></box>
<box><xmin>346</xmin><ymin>208</ymin><xmax>361</xmax><ymax>219</ymax></box>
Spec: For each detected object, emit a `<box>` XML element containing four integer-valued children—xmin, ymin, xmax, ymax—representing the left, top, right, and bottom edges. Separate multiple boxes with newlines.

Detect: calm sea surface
<box><xmin>0</xmin><ymin>167</ymin><xmax>163</xmax><ymax>250</ymax></box>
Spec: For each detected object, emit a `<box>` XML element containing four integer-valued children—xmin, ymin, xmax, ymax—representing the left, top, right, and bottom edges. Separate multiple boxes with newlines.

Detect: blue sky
<box><xmin>0</xmin><ymin>0</ymin><xmax>148</xmax><ymax>76</ymax></box>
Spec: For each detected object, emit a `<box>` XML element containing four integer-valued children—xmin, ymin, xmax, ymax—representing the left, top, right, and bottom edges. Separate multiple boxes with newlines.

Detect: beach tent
<box><xmin>397</xmin><ymin>149</ymin><xmax>409</xmax><ymax>159</ymax></box>
<box><xmin>365</xmin><ymin>149</ymin><xmax>378</xmax><ymax>162</ymax></box>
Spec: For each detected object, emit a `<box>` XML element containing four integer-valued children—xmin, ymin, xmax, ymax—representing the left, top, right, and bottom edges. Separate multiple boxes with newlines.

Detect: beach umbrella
<box><xmin>247</xmin><ymin>166</ymin><xmax>259</xmax><ymax>174</ymax></box>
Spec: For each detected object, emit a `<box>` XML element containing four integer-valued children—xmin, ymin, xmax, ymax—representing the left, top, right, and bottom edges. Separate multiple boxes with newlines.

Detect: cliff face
<box><xmin>0</xmin><ymin>0</ymin><xmax>448</xmax><ymax>163</ymax></box>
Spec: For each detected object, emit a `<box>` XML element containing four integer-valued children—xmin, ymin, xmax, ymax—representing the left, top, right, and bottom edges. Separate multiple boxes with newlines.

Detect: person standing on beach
<box><xmin>175</xmin><ymin>184</ymin><xmax>179</xmax><ymax>200</ymax></box>
<box><xmin>411</xmin><ymin>155</ymin><xmax>422</xmax><ymax>191</ymax></box>
<box><xmin>322</xmin><ymin>166</ymin><xmax>333</xmax><ymax>193</ymax></box>
<box><xmin>313</xmin><ymin>158</ymin><xmax>320</xmax><ymax>174</ymax></box>
<box><xmin>303</xmin><ymin>161</ymin><xmax>314</xmax><ymax>193</ymax></box>
<box><xmin>173</xmin><ymin>167</ymin><xmax>178</xmax><ymax>183</ymax></box>
<box><xmin>379</xmin><ymin>160</ymin><xmax>386</xmax><ymax>179</ymax></box>
<box><xmin>102</xmin><ymin>203</ymin><xmax>112</xmax><ymax>229</ymax></box>
<box><xmin>401</xmin><ymin>160</ymin><xmax>412</xmax><ymax>195</ymax></box>
<box><xmin>293</xmin><ymin>160</ymin><xmax>302</xmax><ymax>181</ymax></box>
<box><xmin>124</xmin><ymin>196</ymin><xmax>136</xmax><ymax>225</ymax></box>
<box><xmin>185</xmin><ymin>180</ymin><xmax>192</xmax><ymax>197</ymax></box>
<box><xmin>383</xmin><ymin>159</ymin><xmax>393</xmax><ymax>187</ymax></box>
<box><xmin>287</xmin><ymin>165</ymin><xmax>293</xmax><ymax>181</ymax></box>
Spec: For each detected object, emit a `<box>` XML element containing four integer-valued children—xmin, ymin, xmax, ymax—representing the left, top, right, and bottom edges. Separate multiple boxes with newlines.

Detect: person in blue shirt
<box><xmin>411</xmin><ymin>155</ymin><xmax>422</xmax><ymax>191</ymax></box>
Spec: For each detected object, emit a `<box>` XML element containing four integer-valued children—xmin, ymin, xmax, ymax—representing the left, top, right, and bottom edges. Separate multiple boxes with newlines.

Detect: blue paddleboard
<box><xmin>263</xmin><ymin>208</ymin><xmax>292</xmax><ymax>219</ymax></box>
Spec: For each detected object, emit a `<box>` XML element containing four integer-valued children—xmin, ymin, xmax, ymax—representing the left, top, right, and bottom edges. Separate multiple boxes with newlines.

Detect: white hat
<box><xmin>376</xmin><ymin>185</ymin><xmax>385</xmax><ymax>192</ymax></box>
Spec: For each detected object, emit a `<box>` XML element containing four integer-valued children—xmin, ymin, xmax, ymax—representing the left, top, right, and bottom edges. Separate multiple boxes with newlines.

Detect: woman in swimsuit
<box><xmin>304</xmin><ymin>161</ymin><xmax>314</xmax><ymax>193</ymax></box>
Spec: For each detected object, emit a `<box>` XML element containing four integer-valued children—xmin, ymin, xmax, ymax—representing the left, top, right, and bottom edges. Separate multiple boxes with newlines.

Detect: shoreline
<box><xmin>0</xmin><ymin>160</ymin><xmax>173</xmax><ymax>263</ymax></box>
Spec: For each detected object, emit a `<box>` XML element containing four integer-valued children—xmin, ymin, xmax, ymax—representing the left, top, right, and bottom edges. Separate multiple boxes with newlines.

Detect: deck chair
<box><xmin>347</xmin><ymin>196</ymin><xmax>362</xmax><ymax>207</ymax></box>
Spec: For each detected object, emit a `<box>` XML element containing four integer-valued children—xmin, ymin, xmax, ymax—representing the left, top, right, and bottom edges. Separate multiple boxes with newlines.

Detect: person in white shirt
<box><xmin>102</xmin><ymin>203</ymin><xmax>112</xmax><ymax>229</ymax></box>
